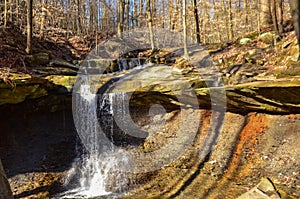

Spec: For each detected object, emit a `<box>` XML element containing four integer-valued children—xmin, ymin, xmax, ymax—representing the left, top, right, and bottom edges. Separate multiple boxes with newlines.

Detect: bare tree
<box><xmin>289</xmin><ymin>0</ymin><xmax>300</xmax><ymax>59</ymax></box>
<box><xmin>4</xmin><ymin>0</ymin><xmax>7</xmax><ymax>28</ymax></box>
<box><xmin>25</xmin><ymin>0</ymin><xmax>33</xmax><ymax>55</ymax></box>
<box><xmin>277</xmin><ymin>0</ymin><xmax>284</xmax><ymax>34</ymax></box>
<box><xmin>260</xmin><ymin>0</ymin><xmax>272</xmax><ymax>27</ymax></box>
<box><xmin>118</xmin><ymin>0</ymin><xmax>125</xmax><ymax>37</ymax></box>
<box><xmin>270</xmin><ymin>0</ymin><xmax>284</xmax><ymax>37</ymax></box>
<box><xmin>193</xmin><ymin>0</ymin><xmax>200</xmax><ymax>43</ymax></box>
<box><xmin>244</xmin><ymin>0</ymin><xmax>249</xmax><ymax>27</ymax></box>
<box><xmin>183</xmin><ymin>0</ymin><xmax>189</xmax><ymax>59</ymax></box>
<box><xmin>146</xmin><ymin>0</ymin><xmax>154</xmax><ymax>50</ymax></box>
<box><xmin>139</xmin><ymin>0</ymin><xmax>144</xmax><ymax>27</ymax></box>
<box><xmin>39</xmin><ymin>0</ymin><xmax>47</xmax><ymax>38</ymax></box>
<box><xmin>270</xmin><ymin>0</ymin><xmax>279</xmax><ymax>36</ymax></box>
<box><xmin>228</xmin><ymin>0</ymin><xmax>234</xmax><ymax>40</ymax></box>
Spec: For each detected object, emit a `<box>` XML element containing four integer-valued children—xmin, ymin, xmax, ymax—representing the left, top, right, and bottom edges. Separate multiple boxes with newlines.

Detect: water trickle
<box><xmin>118</xmin><ymin>59</ymin><xmax>128</xmax><ymax>71</ymax></box>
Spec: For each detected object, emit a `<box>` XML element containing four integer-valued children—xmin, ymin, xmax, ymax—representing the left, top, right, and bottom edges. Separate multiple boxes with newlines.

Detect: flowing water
<box><xmin>57</xmin><ymin>74</ymin><xmax>133</xmax><ymax>199</ymax></box>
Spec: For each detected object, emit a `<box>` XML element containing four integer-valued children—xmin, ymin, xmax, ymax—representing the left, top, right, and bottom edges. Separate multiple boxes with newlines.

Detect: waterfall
<box><xmin>58</xmin><ymin>75</ymin><xmax>132</xmax><ymax>199</ymax></box>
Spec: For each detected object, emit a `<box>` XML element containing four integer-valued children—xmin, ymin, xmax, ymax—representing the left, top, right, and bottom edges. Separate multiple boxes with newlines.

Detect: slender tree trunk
<box><xmin>270</xmin><ymin>0</ymin><xmax>280</xmax><ymax>36</ymax></box>
<box><xmin>151</xmin><ymin>0</ymin><xmax>156</xmax><ymax>23</ymax></box>
<box><xmin>125</xmin><ymin>0</ymin><xmax>130</xmax><ymax>30</ymax></box>
<box><xmin>4</xmin><ymin>0</ymin><xmax>7</xmax><ymax>28</ymax></box>
<box><xmin>222</xmin><ymin>0</ymin><xmax>229</xmax><ymax>41</ymax></box>
<box><xmin>9</xmin><ymin>0</ymin><xmax>12</xmax><ymax>22</ymax></box>
<box><xmin>257</xmin><ymin>0</ymin><xmax>261</xmax><ymax>34</ymax></box>
<box><xmin>77</xmin><ymin>0</ymin><xmax>82</xmax><ymax>34</ymax></box>
<box><xmin>39</xmin><ymin>0</ymin><xmax>47</xmax><ymax>38</ymax></box>
<box><xmin>118</xmin><ymin>0</ymin><xmax>125</xmax><ymax>37</ymax></box>
<box><xmin>146</xmin><ymin>0</ymin><xmax>154</xmax><ymax>50</ymax></box>
<box><xmin>193</xmin><ymin>0</ymin><xmax>200</xmax><ymax>43</ymax></box>
<box><xmin>228</xmin><ymin>0</ymin><xmax>234</xmax><ymax>41</ymax></box>
<box><xmin>244</xmin><ymin>0</ymin><xmax>248</xmax><ymax>28</ymax></box>
<box><xmin>183</xmin><ymin>0</ymin><xmax>189</xmax><ymax>59</ymax></box>
<box><xmin>168</xmin><ymin>1</ymin><xmax>173</xmax><ymax>30</ymax></box>
<box><xmin>15</xmin><ymin>0</ymin><xmax>19</xmax><ymax>26</ymax></box>
<box><xmin>161</xmin><ymin>0</ymin><xmax>165</xmax><ymax>28</ymax></box>
<box><xmin>289</xmin><ymin>0</ymin><xmax>300</xmax><ymax>59</ymax></box>
<box><xmin>260</xmin><ymin>0</ymin><xmax>272</xmax><ymax>27</ymax></box>
<box><xmin>133</xmin><ymin>0</ymin><xmax>138</xmax><ymax>27</ymax></box>
<box><xmin>139</xmin><ymin>0</ymin><xmax>143</xmax><ymax>27</ymax></box>
<box><xmin>0</xmin><ymin>160</ymin><xmax>12</xmax><ymax>199</ymax></box>
<box><xmin>26</xmin><ymin>0</ymin><xmax>33</xmax><ymax>55</ymax></box>
<box><xmin>212</xmin><ymin>0</ymin><xmax>221</xmax><ymax>42</ymax></box>
<box><xmin>277</xmin><ymin>0</ymin><xmax>283</xmax><ymax>34</ymax></box>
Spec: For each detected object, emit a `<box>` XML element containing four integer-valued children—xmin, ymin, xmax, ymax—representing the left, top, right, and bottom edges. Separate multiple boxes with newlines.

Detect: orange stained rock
<box><xmin>226</xmin><ymin>113</ymin><xmax>269</xmax><ymax>176</ymax></box>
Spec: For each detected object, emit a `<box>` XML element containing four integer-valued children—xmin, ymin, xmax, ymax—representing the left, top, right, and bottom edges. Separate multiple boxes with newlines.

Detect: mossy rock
<box><xmin>25</xmin><ymin>52</ymin><xmax>50</xmax><ymax>67</ymax></box>
<box><xmin>240</xmin><ymin>38</ymin><xmax>252</xmax><ymax>45</ymax></box>
<box><xmin>258</xmin><ymin>32</ymin><xmax>275</xmax><ymax>45</ymax></box>
<box><xmin>0</xmin><ymin>84</ymin><xmax>48</xmax><ymax>105</ymax></box>
<box><xmin>46</xmin><ymin>76</ymin><xmax>76</xmax><ymax>91</ymax></box>
<box><xmin>290</xmin><ymin>46</ymin><xmax>300</xmax><ymax>62</ymax></box>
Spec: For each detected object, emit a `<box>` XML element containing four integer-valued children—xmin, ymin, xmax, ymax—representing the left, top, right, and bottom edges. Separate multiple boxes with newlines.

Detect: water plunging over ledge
<box><xmin>57</xmin><ymin>74</ymin><xmax>134</xmax><ymax>198</ymax></box>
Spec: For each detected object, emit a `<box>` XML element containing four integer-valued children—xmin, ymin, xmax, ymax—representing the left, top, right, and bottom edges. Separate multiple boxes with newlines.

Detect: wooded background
<box><xmin>0</xmin><ymin>0</ymin><xmax>290</xmax><ymax>45</ymax></box>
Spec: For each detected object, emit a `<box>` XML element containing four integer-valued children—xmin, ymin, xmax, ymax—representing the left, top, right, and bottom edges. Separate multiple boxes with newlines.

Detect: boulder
<box><xmin>237</xmin><ymin>178</ymin><xmax>281</xmax><ymax>199</ymax></box>
<box><xmin>258</xmin><ymin>32</ymin><xmax>275</xmax><ymax>45</ymax></box>
<box><xmin>290</xmin><ymin>46</ymin><xmax>300</xmax><ymax>62</ymax></box>
<box><xmin>240</xmin><ymin>38</ymin><xmax>252</xmax><ymax>45</ymax></box>
<box><xmin>25</xmin><ymin>52</ymin><xmax>50</xmax><ymax>67</ymax></box>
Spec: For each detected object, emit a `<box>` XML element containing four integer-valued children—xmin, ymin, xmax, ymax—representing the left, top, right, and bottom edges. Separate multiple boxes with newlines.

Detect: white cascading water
<box><xmin>59</xmin><ymin>74</ymin><xmax>131</xmax><ymax>199</ymax></box>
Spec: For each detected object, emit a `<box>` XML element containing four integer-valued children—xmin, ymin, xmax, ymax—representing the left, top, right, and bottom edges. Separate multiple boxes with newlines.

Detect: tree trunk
<box><xmin>0</xmin><ymin>160</ymin><xmax>13</xmax><ymax>199</ymax></box>
<box><xmin>228</xmin><ymin>0</ymin><xmax>234</xmax><ymax>41</ymax></box>
<box><xmin>277</xmin><ymin>0</ymin><xmax>283</xmax><ymax>34</ymax></box>
<box><xmin>193</xmin><ymin>0</ymin><xmax>200</xmax><ymax>43</ymax></box>
<box><xmin>9</xmin><ymin>0</ymin><xmax>12</xmax><ymax>22</ymax></box>
<box><xmin>244</xmin><ymin>0</ymin><xmax>248</xmax><ymax>28</ymax></box>
<box><xmin>289</xmin><ymin>0</ymin><xmax>300</xmax><ymax>59</ymax></box>
<box><xmin>260</xmin><ymin>0</ymin><xmax>272</xmax><ymax>27</ymax></box>
<box><xmin>16</xmin><ymin>0</ymin><xmax>19</xmax><ymax>27</ymax></box>
<box><xmin>25</xmin><ymin>0</ymin><xmax>33</xmax><ymax>55</ymax></box>
<box><xmin>118</xmin><ymin>0</ymin><xmax>125</xmax><ymax>37</ymax></box>
<box><xmin>183</xmin><ymin>0</ymin><xmax>189</xmax><ymax>59</ymax></box>
<box><xmin>125</xmin><ymin>0</ymin><xmax>130</xmax><ymax>30</ymax></box>
<box><xmin>212</xmin><ymin>0</ymin><xmax>221</xmax><ymax>42</ymax></box>
<box><xmin>133</xmin><ymin>0</ymin><xmax>138</xmax><ymax>27</ymax></box>
<box><xmin>139</xmin><ymin>0</ymin><xmax>143</xmax><ymax>27</ymax></box>
<box><xmin>168</xmin><ymin>1</ymin><xmax>173</xmax><ymax>30</ymax></box>
<box><xmin>4</xmin><ymin>0</ymin><xmax>7</xmax><ymax>28</ymax></box>
<box><xmin>76</xmin><ymin>0</ymin><xmax>82</xmax><ymax>34</ymax></box>
<box><xmin>39</xmin><ymin>0</ymin><xmax>47</xmax><ymax>38</ymax></box>
<box><xmin>222</xmin><ymin>0</ymin><xmax>229</xmax><ymax>41</ymax></box>
<box><xmin>257</xmin><ymin>0</ymin><xmax>261</xmax><ymax>34</ymax></box>
<box><xmin>146</xmin><ymin>0</ymin><xmax>154</xmax><ymax>50</ymax></box>
<box><xmin>270</xmin><ymin>0</ymin><xmax>280</xmax><ymax>36</ymax></box>
<box><xmin>161</xmin><ymin>0</ymin><xmax>165</xmax><ymax>28</ymax></box>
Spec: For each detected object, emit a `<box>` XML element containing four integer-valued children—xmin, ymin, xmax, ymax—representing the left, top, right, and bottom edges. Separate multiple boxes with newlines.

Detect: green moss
<box><xmin>274</xmin><ymin>67</ymin><xmax>300</xmax><ymax>78</ymax></box>
<box><xmin>46</xmin><ymin>76</ymin><xmax>76</xmax><ymax>91</ymax></box>
<box><xmin>0</xmin><ymin>84</ymin><xmax>48</xmax><ymax>105</ymax></box>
